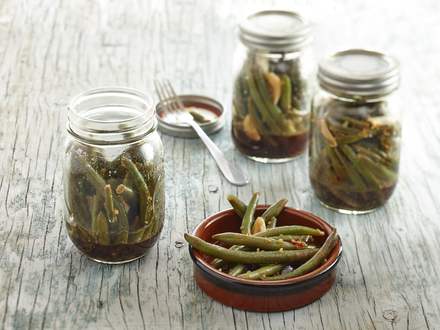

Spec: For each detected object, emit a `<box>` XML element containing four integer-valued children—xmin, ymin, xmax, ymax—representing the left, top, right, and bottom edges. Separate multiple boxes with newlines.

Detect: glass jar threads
<box><xmin>309</xmin><ymin>49</ymin><xmax>401</xmax><ymax>214</ymax></box>
<box><xmin>64</xmin><ymin>87</ymin><xmax>165</xmax><ymax>263</ymax></box>
<box><xmin>232</xmin><ymin>10</ymin><xmax>314</xmax><ymax>162</ymax></box>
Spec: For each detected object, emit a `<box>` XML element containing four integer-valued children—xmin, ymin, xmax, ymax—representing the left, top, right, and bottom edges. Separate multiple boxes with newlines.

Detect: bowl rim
<box><xmin>189</xmin><ymin>206</ymin><xmax>343</xmax><ymax>287</ymax></box>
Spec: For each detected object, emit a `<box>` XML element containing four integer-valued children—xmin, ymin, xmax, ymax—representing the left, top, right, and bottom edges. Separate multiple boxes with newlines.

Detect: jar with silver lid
<box><xmin>64</xmin><ymin>87</ymin><xmax>165</xmax><ymax>263</ymax></box>
<box><xmin>309</xmin><ymin>49</ymin><xmax>401</xmax><ymax>214</ymax></box>
<box><xmin>232</xmin><ymin>10</ymin><xmax>314</xmax><ymax>162</ymax></box>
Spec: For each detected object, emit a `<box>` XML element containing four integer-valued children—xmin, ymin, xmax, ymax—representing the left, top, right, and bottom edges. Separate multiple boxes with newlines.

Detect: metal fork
<box><xmin>154</xmin><ymin>79</ymin><xmax>249</xmax><ymax>186</ymax></box>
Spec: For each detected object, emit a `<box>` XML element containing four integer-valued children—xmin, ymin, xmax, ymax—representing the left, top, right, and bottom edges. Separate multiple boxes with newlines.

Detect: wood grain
<box><xmin>0</xmin><ymin>0</ymin><xmax>439</xmax><ymax>329</ymax></box>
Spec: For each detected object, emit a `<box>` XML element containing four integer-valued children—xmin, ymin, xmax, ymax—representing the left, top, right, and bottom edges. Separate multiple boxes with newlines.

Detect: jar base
<box><xmin>246</xmin><ymin>154</ymin><xmax>303</xmax><ymax>164</ymax></box>
<box><xmin>66</xmin><ymin>222</ymin><xmax>162</xmax><ymax>264</ymax></box>
<box><xmin>318</xmin><ymin>200</ymin><xmax>378</xmax><ymax>215</ymax></box>
<box><xmin>86</xmin><ymin>254</ymin><xmax>146</xmax><ymax>265</ymax></box>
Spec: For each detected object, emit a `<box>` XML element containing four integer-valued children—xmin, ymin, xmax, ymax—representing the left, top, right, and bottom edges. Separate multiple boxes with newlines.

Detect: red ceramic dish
<box><xmin>188</xmin><ymin>206</ymin><xmax>342</xmax><ymax>312</ymax></box>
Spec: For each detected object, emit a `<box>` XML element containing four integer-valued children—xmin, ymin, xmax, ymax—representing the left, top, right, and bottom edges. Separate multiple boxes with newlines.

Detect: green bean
<box><xmin>326</xmin><ymin>147</ymin><xmax>348</xmax><ymax>180</ymax></box>
<box><xmin>254</xmin><ymin>69</ymin><xmax>296</xmax><ymax>135</ymax></box>
<box><xmin>261</xmin><ymin>198</ymin><xmax>287</xmax><ymax>223</ymax></box>
<box><xmin>211</xmin><ymin>245</ymin><xmax>244</xmax><ymax>268</ymax></box>
<box><xmin>227</xmin><ymin>195</ymin><xmax>286</xmax><ymax>226</ymax></box>
<box><xmin>266</xmin><ymin>217</ymin><xmax>277</xmax><ymax>229</ymax></box>
<box><xmin>238</xmin><ymin>264</ymin><xmax>284</xmax><ymax>280</ymax></box>
<box><xmin>246</xmin><ymin>74</ymin><xmax>281</xmax><ymax>134</ymax></box>
<box><xmin>112</xmin><ymin>194</ymin><xmax>129</xmax><ymax>244</ymax></box>
<box><xmin>280</xmin><ymin>74</ymin><xmax>292</xmax><ymax>112</ymax></box>
<box><xmin>319</xmin><ymin>118</ymin><xmax>338</xmax><ymax>147</ymax></box>
<box><xmin>339</xmin><ymin>115</ymin><xmax>370</xmax><ymax>129</ymax></box>
<box><xmin>187</xmin><ymin>109</ymin><xmax>209</xmax><ymax>123</ymax></box>
<box><xmin>233</xmin><ymin>75</ymin><xmax>248</xmax><ymax>118</ymax></box>
<box><xmin>353</xmin><ymin>145</ymin><xmax>394</xmax><ymax>167</ymax></box>
<box><xmin>92</xmin><ymin>211</ymin><xmax>110</xmax><ymax>245</ymax></box>
<box><xmin>358</xmin><ymin>154</ymin><xmax>397</xmax><ymax>184</ymax></box>
<box><xmin>265</xmin><ymin>230</ymin><xmax>339</xmax><ymax>280</ymax></box>
<box><xmin>339</xmin><ymin>145</ymin><xmax>381</xmax><ymax>190</ymax></box>
<box><xmin>185</xmin><ymin>234</ymin><xmax>318</xmax><ymax>264</ymax></box>
<box><xmin>240</xmin><ymin>192</ymin><xmax>259</xmax><ymax>235</ymax></box>
<box><xmin>317</xmin><ymin>160</ymin><xmax>362</xmax><ymax>208</ymax></box>
<box><xmin>116</xmin><ymin>184</ymin><xmax>135</xmax><ymax>201</ymax></box>
<box><xmin>228</xmin><ymin>264</ymin><xmax>247</xmax><ymax>276</ymax></box>
<box><xmin>236</xmin><ymin>198</ymin><xmax>287</xmax><ymax>274</ymax></box>
<box><xmin>226</xmin><ymin>194</ymin><xmax>246</xmax><ymax>218</ymax></box>
<box><xmin>90</xmin><ymin>195</ymin><xmax>100</xmax><ymax>227</ymax></box>
<box><xmin>76</xmin><ymin>155</ymin><xmax>107</xmax><ymax>191</ymax></box>
<box><xmin>248</xmin><ymin>98</ymin><xmax>277</xmax><ymax>142</ymax></box>
<box><xmin>72</xmin><ymin>155</ymin><xmax>106</xmax><ymax>226</ymax></box>
<box><xmin>254</xmin><ymin>225</ymin><xmax>325</xmax><ymax>237</ymax></box>
<box><xmin>254</xmin><ymin>69</ymin><xmax>285</xmax><ymax>123</ymax></box>
<box><xmin>211</xmin><ymin>258</ymin><xmax>224</xmax><ymax>269</ymax></box>
<box><xmin>212</xmin><ymin>232</ymin><xmax>306</xmax><ymax>251</ymax></box>
<box><xmin>67</xmin><ymin>179</ymin><xmax>91</xmax><ymax>229</ymax></box>
<box><xmin>333</xmin><ymin>131</ymin><xmax>369</xmax><ymax>145</ymax></box>
<box><xmin>326</xmin><ymin>116</ymin><xmax>360</xmax><ymax>135</ymax></box>
<box><xmin>122</xmin><ymin>174</ymin><xmax>132</xmax><ymax>188</ymax></box>
<box><xmin>95</xmin><ymin>180</ymin><xmax>129</xmax><ymax>244</ymax></box>
<box><xmin>107</xmin><ymin>178</ymin><xmax>120</xmax><ymax>189</ymax></box>
<box><xmin>334</xmin><ymin>147</ymin><xmax>367</xmax><ymax>191</ymax></box>
<box><xmin>272</xmin><ymin>234</ymin><xmax>313</xmax><ymax>243</ymax></box>
<box><xmin>122</xmin><ymin>157</ymin><xmax>153</xmax><ymax>224</ymax></box>
<box><xmin>104</xmin><ymin>184</ymin><xmax>116</xmax><ymax>221</ymax></box>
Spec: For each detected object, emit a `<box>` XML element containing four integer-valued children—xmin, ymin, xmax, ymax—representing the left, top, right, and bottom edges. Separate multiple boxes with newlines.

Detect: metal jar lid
<box><xmin>318</xmin><ymin>49</ymin><xmax>400</xmax><ymax>99</ymax></box>
<box><xmin>239</xmin><ymin>10</ymin><xmax>311</xmax><ymax>52</ymax></box>
<box><xmin>156</xmin><ymin>94</ymin><xmax>224</xmax><ymax>138</ymax></box>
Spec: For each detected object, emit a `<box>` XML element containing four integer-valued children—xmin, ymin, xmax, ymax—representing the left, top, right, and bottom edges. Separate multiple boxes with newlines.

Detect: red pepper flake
<box><xmin>290</xmin><ymin>240</ymin><xmax>306</xmax><ymax>248</ymax></box>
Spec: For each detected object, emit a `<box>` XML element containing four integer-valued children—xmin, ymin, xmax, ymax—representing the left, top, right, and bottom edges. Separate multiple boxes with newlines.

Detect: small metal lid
<box><xmin>318</xmin><ymin>49</ymin><xmax>400</xmax><ymax>99</ymax></box>
<box><xmin>239</xmin><ymin>10</ymin><xmax>311</xmax><ymax>52</ymax></box>
<box><xmin>156</xmin><ymin>94</ymin><xmax>224</xmax><ymax>138</ymax></box>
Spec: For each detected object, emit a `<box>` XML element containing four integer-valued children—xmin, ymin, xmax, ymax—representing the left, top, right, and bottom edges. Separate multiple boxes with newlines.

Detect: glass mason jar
<box><xmin>309</xmin><ymin>49</ymin><xmax>401</xmax><ymax>214</ymax></box>
<box><xmin>232</xmin><ymin>10</ymin><xmax>314</xmax><ymax>162</ymax></box>
<box><xmin>64</xmin><ymin>87</ymin><xmax>165</xmax><ymax>264</ymax></box>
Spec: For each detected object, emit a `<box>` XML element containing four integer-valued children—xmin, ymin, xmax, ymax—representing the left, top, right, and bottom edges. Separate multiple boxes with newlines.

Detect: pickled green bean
<box><xmin>254</xmin><ymin>225</ymin><xmax>325</xmax><ymax>237</ymax></box>
<box><xmin>185</xmin><ymin>234</ymin><xmax>318</xmax><ymax>264</ymax></box>
<box><xmin>212</xmin><ymin>232</ymin><xmax>306</xmax><ymax>251</ymax></box>
<box><xmin>265</xmin><ymin>230</ymin><xmax>338</xmax><ymax>280</ymax></box>
<box><xmin>240</xmin><ymin>192</ymin><xmax>259</xmax><ymax>235</ymax></box>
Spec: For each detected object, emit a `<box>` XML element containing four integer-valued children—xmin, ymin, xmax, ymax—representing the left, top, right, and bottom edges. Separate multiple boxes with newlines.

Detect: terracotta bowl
<box><xmin>188</xmin><ymin>206</ymin><xmax>342</xmax><ymax>312</ymax></box>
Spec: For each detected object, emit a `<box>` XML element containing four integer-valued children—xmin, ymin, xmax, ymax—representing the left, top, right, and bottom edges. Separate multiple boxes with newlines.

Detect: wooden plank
<box><xmin>0</xmin><ymin>0</ymin><xmax>439</xmax><ymax>329</ymax></box>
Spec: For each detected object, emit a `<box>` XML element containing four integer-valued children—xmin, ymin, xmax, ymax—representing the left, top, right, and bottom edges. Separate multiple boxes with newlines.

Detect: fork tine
<box><xmin>154</xmin><ymin>79</ymin><xmax>166</xmax><ymax>102</ymax></box>
<box><xmin>164</xmin><ymin>79</ymin><xmax>185</xmax><ymax>110</ymax></box>
<box><xmin>160</xmin><ymin>80</ymin><xmax>177</xmax><ymax>111</ymax></box>
<box><xmin>166</xmin><ymin>87</ymin><xmax>180</xmax><ymax>112</ymax></box>
<box><xmin>159</xmin><ymin>80</ymin><xmax>175</xmax><ymax>111</ymax></box>
<box><xmin>154</xmin><ymin>79</ymin><xmax>176</xmax><ymax>113</ymax></box>
<box><xmin>160</xmin><ymin>79</ymin><xmax>179</xmax><ymax>112</ymax></box>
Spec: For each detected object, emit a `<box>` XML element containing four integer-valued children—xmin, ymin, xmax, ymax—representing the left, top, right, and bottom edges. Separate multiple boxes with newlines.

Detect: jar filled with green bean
<box><xmin>232</xmin><ymin>10</ymin><xmax>314</xmax><ymax>162</ymax></box>
<box><xmin>64</xmin><ymin>88</ymin><xmax>165</xmax><ymax>263</ymax></box>
<box><xmin>309</xmin><ymin>49</ymin><xmax>401</xmax><ymax>214</ymax></box>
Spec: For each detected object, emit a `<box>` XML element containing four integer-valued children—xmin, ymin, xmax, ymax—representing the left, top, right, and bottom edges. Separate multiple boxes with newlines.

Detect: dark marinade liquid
<box><xmin>232</xmin><ymin>127</ymin><xmax>308</xmax><ymax>159</ymax></box>
<box><xmin>310</xmin><ymin>177</ymin><xmax>397</xmax><ymax>212</ymax></box>
<box><xmin>67</xmin><ymin>222</ymin><xmax>161</xmax><ymax>263</ymax></box>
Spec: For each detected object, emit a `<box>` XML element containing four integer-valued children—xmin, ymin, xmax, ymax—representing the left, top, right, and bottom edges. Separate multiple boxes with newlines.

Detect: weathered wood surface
<box><xmin>0</xmin><ymin>0</ymin><xmax>439</xmax><ymax>329</ymax></box>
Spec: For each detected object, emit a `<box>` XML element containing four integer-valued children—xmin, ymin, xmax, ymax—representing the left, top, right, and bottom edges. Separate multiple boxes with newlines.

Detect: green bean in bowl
<box><xmin>184</xmin><ymin>193</ymin><xmax>340</xmax><ymax>281</ymax></box>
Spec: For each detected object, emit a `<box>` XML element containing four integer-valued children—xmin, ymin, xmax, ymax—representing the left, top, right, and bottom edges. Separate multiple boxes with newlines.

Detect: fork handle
<box><xmin>188</xmin><ymin>121</ymin><xmax>249</xmax><ymax>186</ymax></box>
